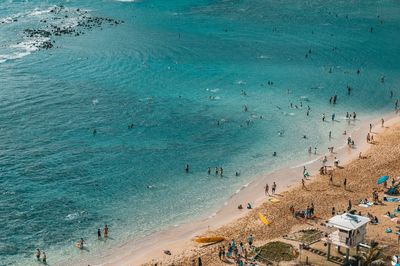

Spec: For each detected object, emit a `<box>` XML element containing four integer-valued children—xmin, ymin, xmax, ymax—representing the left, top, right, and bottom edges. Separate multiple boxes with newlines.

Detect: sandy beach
<box><xmin>79</xmin><ymin>111</ymin><xmax>400</xmax><ymax>266</ymax></box>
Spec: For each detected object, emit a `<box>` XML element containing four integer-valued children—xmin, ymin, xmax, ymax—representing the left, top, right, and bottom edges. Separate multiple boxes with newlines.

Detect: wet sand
<box><xmin>81</xmin><ymin>112</ymin><xmax>400</xmax><ymax>266</ymax></box>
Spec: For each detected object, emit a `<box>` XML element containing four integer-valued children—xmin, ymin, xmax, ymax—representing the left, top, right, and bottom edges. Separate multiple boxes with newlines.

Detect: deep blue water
<box><xmin>0</xmin><ymin>0</ymin><xmax>399</xmax><ymax>265</ymax></box>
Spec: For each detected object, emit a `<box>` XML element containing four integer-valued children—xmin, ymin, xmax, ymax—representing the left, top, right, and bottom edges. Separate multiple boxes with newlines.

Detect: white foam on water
<box><xmin>28</xmin><ymin>7</ymin><xmax>51</xmax><ymax>17</ymax></box>
<box><xmin>65</xmin><ymin>212</ymin><xmax>80</xmax><ymax>221</ymax></box>
<box><xmin>0</xmin><ymin>37</ymin><xmax>50</xmax><ymax>64</ymax></box>
<box><xmin>206</xmin><ymin>88</ymin><xmax>220</xmax><ymax>92</ymax></box>
<box><xmin>291</xmin><ymin>157</ymin><xmax>320</xmax><ymax>168</ymax></box>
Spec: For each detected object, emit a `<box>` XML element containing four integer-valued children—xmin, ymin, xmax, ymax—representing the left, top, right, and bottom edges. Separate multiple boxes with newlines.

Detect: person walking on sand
<box><xmin>218</xmin><ymin>246</ymin><xmax>223</xmax><ymax>260</ymax></box>
<box><xmin>344</xmin><ymin>178</ymin><xmax>347</xmax><ymax>190</ymax></box>
<box><xmin>369</xmin><ymin>124</ymin><xmax>372</xmax><ymax>132</ymax></box>
<box><xmin>272</xmin><ymin>182</ymin><xmax>277</xmax><ymax>195</ymax></box>
<box><xmin>381</xmin><ymin>118</ymin><xmax>384</xmax><ymax>127</ymax></box>
<box><xmin>265</xmin><ymin>183</ymin><xmax>269</xmax><ymax>196</ymax></box>
<box><xmin>247</xmin><ymin>234</ymin><xmax>253</xmax><ymax>247</ymax></box>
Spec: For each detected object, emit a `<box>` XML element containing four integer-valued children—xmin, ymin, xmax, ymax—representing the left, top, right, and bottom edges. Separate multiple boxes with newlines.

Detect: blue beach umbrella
<box><xmin>377</xmin><ymin>175</ymin><xmax>389</xmax><ymax>185</ymax></box>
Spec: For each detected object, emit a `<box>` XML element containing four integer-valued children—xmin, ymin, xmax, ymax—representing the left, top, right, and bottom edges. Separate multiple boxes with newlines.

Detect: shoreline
<box><xmin>79</xmin><ymin>111</ymin><xmax>399</xmax><ymax>266</ymax></box>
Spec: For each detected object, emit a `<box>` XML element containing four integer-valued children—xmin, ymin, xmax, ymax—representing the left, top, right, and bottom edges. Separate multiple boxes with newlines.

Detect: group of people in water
<box><xmin>75</xmin><ymin>225</ymin><xmax>109</xmax><ymax>250</ymax></box>
<box><xmin>35</xmin><ymin>249</ymin><xmax>47</xmax><ymax>264</ymax></box>
<box><xmin>36</xmin><ymin>225</ymin><xmax>109</xmax><ymax>263</ymax></box>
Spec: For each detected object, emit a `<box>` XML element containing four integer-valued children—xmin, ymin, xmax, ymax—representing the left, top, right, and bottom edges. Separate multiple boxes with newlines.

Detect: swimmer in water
<box><xmin>77</xmin><ymin>238</ymin><xmax>85</xmax><ymax>249</ymax></box>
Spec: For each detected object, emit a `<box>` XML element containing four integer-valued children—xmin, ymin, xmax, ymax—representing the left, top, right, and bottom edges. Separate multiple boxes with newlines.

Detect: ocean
<box><xmin>0</xmin><ymin>0</ymin><xmax>399</xmax><ymax>265</ymax></box>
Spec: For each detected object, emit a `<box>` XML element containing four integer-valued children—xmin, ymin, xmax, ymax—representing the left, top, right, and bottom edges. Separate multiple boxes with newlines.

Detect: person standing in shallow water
<box><xmin>97</xmin><ymin>228</ymin><xmax>101</xmax><ymax>239</ymax></box>
<box><xmin>42</xmin><ymin>252</ymin><xmax>47</xmax><ymax>264</ymax></box>
<box><xmin>36</xmin><ymin>249</ymin><xmax>41</xmax><ymax>260</ymax></box>
<box><xmin>103</xmin><ymin>224</ymin><xmax>109</xmax><ymax>238</ymax></box>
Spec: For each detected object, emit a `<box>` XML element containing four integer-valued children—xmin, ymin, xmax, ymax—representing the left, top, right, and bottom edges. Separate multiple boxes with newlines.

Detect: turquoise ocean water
<box><xmin>0</xmin><ymin>0</ymin><xmax>399</xmax><ymax>265</ymax></box>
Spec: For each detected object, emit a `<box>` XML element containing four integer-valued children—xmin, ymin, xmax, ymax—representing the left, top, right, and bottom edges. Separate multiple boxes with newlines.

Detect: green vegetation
<box><xmin>255</xmin><ymin>241</ymin><xmax>298</xmax><ymax>263</ymax></box>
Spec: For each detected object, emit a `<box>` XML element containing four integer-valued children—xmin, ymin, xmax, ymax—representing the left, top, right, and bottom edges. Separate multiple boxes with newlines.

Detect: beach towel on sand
<box><xmin>269</xmin><ymin>198</ymin><xmax>280</xmax><ymax>203</ymax></box>
<box><xmin>384</xmin><ymin>197</ymin><xmax>400</xmax><ymax>202</ymax></box>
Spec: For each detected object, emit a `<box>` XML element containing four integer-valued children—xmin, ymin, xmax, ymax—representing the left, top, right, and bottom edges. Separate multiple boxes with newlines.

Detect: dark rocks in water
<box><xmin>24</xmin><ymin>29</ymin><xmax>52</xmax><ymax>38</ymax></box>
<box><xmin>21</xmin><ymin>5</ymin><xmax>124</xmax><ymax>52</ymax></box>
<box><xmin>38</xmin><ymin>41</ymin><xmax>53</xmax><ymax>49</ymax></box>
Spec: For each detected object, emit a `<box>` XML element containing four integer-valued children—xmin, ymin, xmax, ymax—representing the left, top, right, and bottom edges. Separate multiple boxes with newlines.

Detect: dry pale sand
<box><xmin>140</xmin><ymin>119</ymin><xmax>400</xmax><ymax>266</ymax></box>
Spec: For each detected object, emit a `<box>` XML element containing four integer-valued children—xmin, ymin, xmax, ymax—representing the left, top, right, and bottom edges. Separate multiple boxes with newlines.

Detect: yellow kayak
<box><xmin>258</xmin><ymin>212</ymin><xmax>270</xmax><ymax>225</ymax></box>
<box><xmin>194</xmin><ymin>236</ymin><xmax>225</xmax><ymax>244</ymax></box>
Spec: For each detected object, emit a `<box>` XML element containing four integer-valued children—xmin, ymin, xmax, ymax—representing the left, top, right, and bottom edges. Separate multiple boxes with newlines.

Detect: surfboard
<box><xmin>258</xmin><ymin>212</ymin><xmax>270</xmax><ymax>225</ymax></box>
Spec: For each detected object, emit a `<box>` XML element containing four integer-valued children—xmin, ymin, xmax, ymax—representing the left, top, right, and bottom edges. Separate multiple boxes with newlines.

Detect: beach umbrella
<box><xmin>377</xmin><ymin>175</ymin><xmax>389</xmax><ymax>185</ymax></box>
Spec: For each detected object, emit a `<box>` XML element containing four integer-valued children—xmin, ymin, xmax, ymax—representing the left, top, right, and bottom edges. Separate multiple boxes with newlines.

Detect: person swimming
<box><xmin>76</xmin><ymin>238</ymin><xmax>85</xmax><ymax>249</ymax></box>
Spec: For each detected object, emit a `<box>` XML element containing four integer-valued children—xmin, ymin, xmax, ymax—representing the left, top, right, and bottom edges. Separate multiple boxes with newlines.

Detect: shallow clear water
<box><xmin>0</xmin><ymin>0</ymin><xmax>399</xmax><ymax>265</ymax></box>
